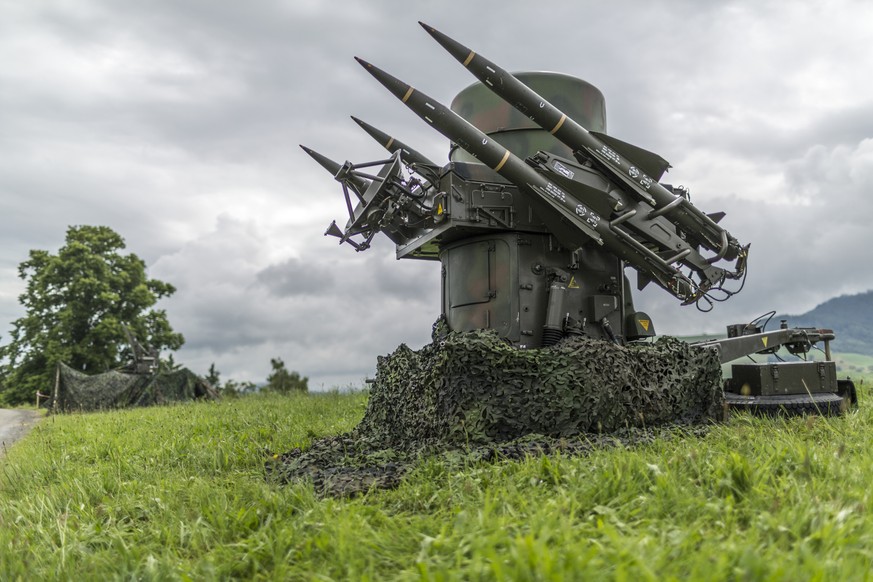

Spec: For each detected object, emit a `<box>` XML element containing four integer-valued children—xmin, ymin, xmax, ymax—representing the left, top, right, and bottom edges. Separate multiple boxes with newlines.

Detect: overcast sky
<box><xmin>2</xmin><ymin>0</ymin><xmax>872</xmax><ymax>389</ymax></box>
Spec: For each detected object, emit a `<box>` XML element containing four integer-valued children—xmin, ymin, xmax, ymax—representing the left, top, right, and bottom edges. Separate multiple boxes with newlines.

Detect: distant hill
<box><xmin>774</xmin><ymin>290</ymin><xmax>873</xmax><ymax>355</ymax></box>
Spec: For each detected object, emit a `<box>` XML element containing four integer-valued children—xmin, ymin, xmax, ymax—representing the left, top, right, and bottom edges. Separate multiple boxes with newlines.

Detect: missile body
<box><xmin>355</xmin><ymin>57</ymin><xmax>697</xmax><ymax>300</ymax></box>
<box><xmin>419</xmin><ymin>22</ymin><xmax>742</xmax><ymax>264</ymax></box>
<box><xmin>350</xmin><ymin>116</ymin><xmax>438</xmax><ymax>169</ymax></box>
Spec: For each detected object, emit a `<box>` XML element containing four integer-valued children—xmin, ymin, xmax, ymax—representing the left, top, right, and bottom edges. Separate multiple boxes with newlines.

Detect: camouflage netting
<box><xmin>51</xmin><ymin>363</ymin><xmax>218</xmax><ymax>413</ymax></box>
<box><xmin>268</xmin><ymin>327</ymin><xmax>723</xmax><ymax>496</ymax></box>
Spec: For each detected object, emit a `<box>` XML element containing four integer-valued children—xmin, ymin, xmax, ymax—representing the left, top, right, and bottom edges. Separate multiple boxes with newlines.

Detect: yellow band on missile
<box><xmin>402</xmin><ymin>87</ymin><xmax>415</xmax><ymax>103</ymax></box>
<box><xmin>463</xmin><ymin>51</ymin><xmax>476</xmax><ymax>66</ymax></box>
<box><xmin>385</xmin><ymin>137</ymin><xmax>394</xmax><ymax>149</ymax></box>
<box><xmin>494</xmin><ymin>150</ymin><xmax>510</xmax><ymax>172</ymax></box>
<box><xmin>550</xmin><ymin>114</ymin><xmax>567</xmax><ymax>135</ymax></box>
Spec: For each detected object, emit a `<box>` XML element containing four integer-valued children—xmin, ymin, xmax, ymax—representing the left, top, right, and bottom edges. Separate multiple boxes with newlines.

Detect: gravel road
<box><xmin>0</xmin><ymin>408</ymin><xmax>42</xmax><ymax>457</ymax></box>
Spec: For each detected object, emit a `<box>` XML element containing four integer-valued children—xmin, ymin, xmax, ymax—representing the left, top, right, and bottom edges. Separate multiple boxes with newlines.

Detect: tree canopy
<box><xmin>0</xmin><ymin>226</ymin><xmax>184</xmax><ymax>405</ymax></box>
<box><xmin>266</xmin><ymin>358</ymin><xmax>308</xmax><ymax>394</ymax></box>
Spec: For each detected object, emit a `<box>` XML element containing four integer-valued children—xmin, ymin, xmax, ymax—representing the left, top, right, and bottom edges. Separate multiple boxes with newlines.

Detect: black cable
<box><xmin>748</xmin><ymin>310</ymin><xmax>776</xmax><ymax>331</ymax></box>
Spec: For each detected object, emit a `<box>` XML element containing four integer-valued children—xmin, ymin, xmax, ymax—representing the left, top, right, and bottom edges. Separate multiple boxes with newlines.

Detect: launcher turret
<box><xmin>303</xmin><ymin>27</ymin><xmax>750</xmax><ymax>347</ymax></box>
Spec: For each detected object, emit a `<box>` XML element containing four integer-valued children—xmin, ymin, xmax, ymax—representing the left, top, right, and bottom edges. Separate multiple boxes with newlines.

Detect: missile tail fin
<box><xmin>325</xmin><ymin>221</ymin><xmax>344</xmax><ymax>239</ymax></box>
<box><xmin>637</xmin><ymin>270</ymin><xmax>653</xmax><ymax>291</ymax></box>
<box><xmin>588</xmin><ymin>131</ymin><xmax>671</xmax><ymax>181</ymax></box>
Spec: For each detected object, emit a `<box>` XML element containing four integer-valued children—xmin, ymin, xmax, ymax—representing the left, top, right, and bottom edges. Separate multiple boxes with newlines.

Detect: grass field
<box><xmin>3</xmin><ymin>387</ymin><xmax>873</xmax><ymax>580</ymax></box>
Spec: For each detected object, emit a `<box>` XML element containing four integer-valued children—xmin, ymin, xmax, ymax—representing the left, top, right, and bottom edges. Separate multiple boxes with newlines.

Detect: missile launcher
<box><xmin>303</xmin><ymin>24</ymin><xmax>856</xmax><ymax>415</ymax></box>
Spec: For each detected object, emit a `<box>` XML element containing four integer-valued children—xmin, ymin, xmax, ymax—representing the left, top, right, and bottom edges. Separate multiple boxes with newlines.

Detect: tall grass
<box><xmin>3</xmin><ymin>388</ymin><xmax>873</xmax><ymax>579</ymax></box>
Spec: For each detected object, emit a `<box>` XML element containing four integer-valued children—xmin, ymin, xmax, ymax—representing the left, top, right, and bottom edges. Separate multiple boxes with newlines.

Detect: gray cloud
<box><xmin>256</xmin><ymin>257</ymin><xmax>336</xmax><ymax>297</ymax></box>
<box><xmin>147</xmin><ymin>216</ymin><xmax>439</xmax><ymax>385</ymax></box>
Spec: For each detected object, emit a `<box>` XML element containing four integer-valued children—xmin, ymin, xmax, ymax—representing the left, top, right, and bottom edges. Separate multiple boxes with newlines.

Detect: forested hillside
<box><xmin>776</xmin><ymin>290</ymin><xmax>873</xmax><ymax>355</ymax></box>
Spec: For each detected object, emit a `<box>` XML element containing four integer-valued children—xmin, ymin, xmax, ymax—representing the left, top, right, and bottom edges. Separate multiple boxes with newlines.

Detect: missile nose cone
<box><xmin>300</xmin><ymin>144</ymin><xmax>324</xmax><ymax>162</ymax></box>
<box><xmin>350</xmin><ymin>115</ymin><xmax>373</xmax><ymax>135</ymax></box>
<box><xmin>300</xmin><ymin>144</ymin><xmax>352</xmax><ymax>179</ymax></box>
<box><xmin>300</xmin><ymin>144</ymin><xmax>326</xmax><ymax>160</ymax></box>
<box><xmin>350</xmin><ymin>116</ymin><xmax>388</xmax><ymax>143</ymax></box>
<box><xmin>419</xmin><ymin>22</ymin><xmax>472</xmax><ymax>64</ymax></box>
<box><xmin>355</xmin><ymin>57</ymin><xmax>414</xmax><ymax>102</ymax></box>
<box><xmin>351</xmin><ymin>115</ymin><xmax>380</xmax><ymax>135</ymax></box>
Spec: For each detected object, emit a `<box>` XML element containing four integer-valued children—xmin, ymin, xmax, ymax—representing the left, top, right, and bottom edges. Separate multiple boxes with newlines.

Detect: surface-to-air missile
<box><xmin>303</xmin><ymin>23</ymin><xmax>855</xmax><ymax>414</ymax></box>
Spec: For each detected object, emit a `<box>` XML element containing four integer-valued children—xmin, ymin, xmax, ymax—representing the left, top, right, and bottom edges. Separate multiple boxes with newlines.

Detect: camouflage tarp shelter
<box><xmin>50</xmin><ymin>363</ymin><xmax>218</xmax><ymax>412</ymax></box>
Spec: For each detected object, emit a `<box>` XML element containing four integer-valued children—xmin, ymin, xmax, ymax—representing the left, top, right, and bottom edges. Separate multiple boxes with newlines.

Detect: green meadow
<box><xmin>2</xmin><ymin>387</ymin><xmax>873</xmax><ymax>580</ymax></box>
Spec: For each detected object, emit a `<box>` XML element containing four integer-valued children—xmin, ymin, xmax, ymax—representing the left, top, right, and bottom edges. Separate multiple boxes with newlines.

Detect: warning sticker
<box><xmin>568</xmin><ymin>276</ymin><xmax>580</xmax><ymax>289</ymax></box>
<box><xmin>639</xmin><ymin>319</ymin><xmax>650</xmax><ymax>331</ymax></box>
<box><xmin>762</xmin><ymin>337</ymin><xmax>768</xmax><ymax>348</ymax></box>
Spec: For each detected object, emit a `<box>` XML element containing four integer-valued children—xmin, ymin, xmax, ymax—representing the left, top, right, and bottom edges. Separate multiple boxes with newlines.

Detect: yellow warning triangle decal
<box><xmin>568</xmin><ymin>276</ymin><xmax>579</xmax><ymax>289</ymax></box>
<box><xmin>639</xmin><ymin>319</ymin><xmax>650</xmax><ymax>331</ymax></box>
<box><xmin>762</xmin><ymin>337</ymin><xmax>768</xmax><ymax>348</ymax></box>
<box><xmin>436</xmin><ymin>203</ymin><xmax>443</xmax><ymax>215</ymax></box>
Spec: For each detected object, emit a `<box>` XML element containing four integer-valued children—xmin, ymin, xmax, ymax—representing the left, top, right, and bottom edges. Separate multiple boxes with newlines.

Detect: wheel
<box><xmin>837</xmin><ymin>379</ymin><xmax>858</xmax><ymax>407</ymax></box>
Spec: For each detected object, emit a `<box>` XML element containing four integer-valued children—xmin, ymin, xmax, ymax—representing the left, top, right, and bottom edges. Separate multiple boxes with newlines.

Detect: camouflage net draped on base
<box><xmin>51</xmin><ymin>363</ymin><xmax>218</xmax><ymax>412</ymax></box>
<box><xmin>269</xmin><ymin>329</ymin><xmax>723</xmax><ymax>496</ymax></box>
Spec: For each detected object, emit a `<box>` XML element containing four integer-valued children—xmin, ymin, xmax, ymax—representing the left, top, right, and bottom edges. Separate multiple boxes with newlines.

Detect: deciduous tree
<box><xmin>0</xmin><ymin>225</ymin><xmax>184</xmax><ymax>404</ymax></box>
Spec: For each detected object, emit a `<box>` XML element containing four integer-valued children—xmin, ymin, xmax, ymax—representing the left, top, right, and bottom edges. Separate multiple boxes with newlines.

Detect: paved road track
<box><xmin>0</xmin><ymin>408</ymin><xmax>42</xmax><ymax>457</ymax></box>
